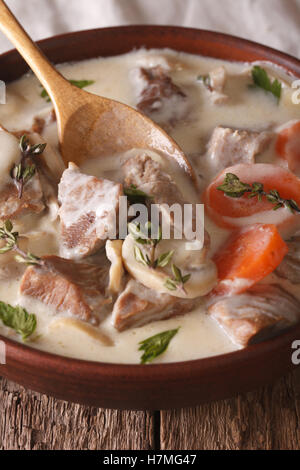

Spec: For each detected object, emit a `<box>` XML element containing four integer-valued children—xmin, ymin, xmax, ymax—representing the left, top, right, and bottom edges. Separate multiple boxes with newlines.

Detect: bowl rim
<box><xmin>2</xmin><ymin>323</ymin><xmax>300</xmax><ymax>379</ymax></box>
<box><xmin>0</xmin><ymin>25</ymin><xmax>300</xmax><ymax>377</ymax></box>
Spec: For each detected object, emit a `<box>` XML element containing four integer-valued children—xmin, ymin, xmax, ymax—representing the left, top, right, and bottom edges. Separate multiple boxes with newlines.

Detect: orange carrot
<box><xmin>212</xmin><ymin>224</ymin><xmax>288</xmax><ymax>296</ymax></box>
<box><xmin>203</xmin><ymin>163</ymin><xmax>300</xmax><ymax>235</ymax></box>
<box><xmin>276</xmin><ymin>121</ymin><xmax>300</xmax><ymax>172</ymax></box>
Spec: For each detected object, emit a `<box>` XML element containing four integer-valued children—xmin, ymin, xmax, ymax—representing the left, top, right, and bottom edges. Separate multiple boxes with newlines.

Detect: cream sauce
<box><xmin>0</xmin><ymin>48</ymin><xmax>299</xmax><ymax>363</ymax></box>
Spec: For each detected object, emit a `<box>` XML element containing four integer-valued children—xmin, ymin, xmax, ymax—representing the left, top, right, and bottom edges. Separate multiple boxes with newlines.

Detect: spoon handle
<box><xmin>0</xmin><ymin>0</ymin><xmax>68</xmax><ymax>101</ymax></box>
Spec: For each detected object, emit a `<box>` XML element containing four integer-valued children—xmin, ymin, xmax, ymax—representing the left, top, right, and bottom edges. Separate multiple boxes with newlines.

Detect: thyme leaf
<box><xmin>139</xmin><ymin>328</ymin><xmax>180</xmax><ymax>364</ymax></box>
<box><xmin>218</xmin><ymin>173</ymin><xmax>300</xmax><ymax>214</ymax></box>
<box><xmin>129</xmin><ymin>222</ymin><xmax>172</xmax><ymax>269</ymax></box>
<box><xmin>155</xmin><ymin>250</ymin><xmax>174</xmax><ymax>268</ymax></box>
<box><xmin>165</xmin><ymin>264</ymin><xmax>191</xmax><ymax>294</ymax></box>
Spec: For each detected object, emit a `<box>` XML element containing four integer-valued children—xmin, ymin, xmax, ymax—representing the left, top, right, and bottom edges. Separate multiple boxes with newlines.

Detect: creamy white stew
<box><xmin>0</xmin><ymin>48</ymin><xmax>299</xmax><ymax>364</ymax></box>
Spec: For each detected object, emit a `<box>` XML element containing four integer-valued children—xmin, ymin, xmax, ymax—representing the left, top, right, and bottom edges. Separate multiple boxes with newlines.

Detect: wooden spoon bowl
<box><xmin>0</xmin><ymin>26</ymin><xmax>299</xmax><ymax>409</ymax></box>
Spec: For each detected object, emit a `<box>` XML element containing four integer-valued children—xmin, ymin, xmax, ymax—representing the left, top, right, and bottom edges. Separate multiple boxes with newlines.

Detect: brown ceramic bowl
<box><xmin>0</xmin><ymin>26</ymin><xmax>300</xmax><ymax>410</ymax></box>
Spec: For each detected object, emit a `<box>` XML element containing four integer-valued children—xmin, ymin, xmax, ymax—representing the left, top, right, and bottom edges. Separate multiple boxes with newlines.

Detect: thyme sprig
<box><xmin>217</xmin><ymin>173</ymin><xmax>300</xmax><ymax>214</ymax></box>
<box><xmin>129</xmin><ymin>221</ymin><xmax>174</xmax><ymax>268</ymax></box>
<box><xmin>11</xmin><ymin>135</ymin><xmax>46</xmax><ymax>199</ymax></box>
<box><xmin>0</xmin><ymin>220</ymin><xmax>43</xmax><ymax>266</ymax></box>
<box><xmin>165</xmin><ymin>264</ymin><xmax>191</xmax><ymax>295</ymax></box>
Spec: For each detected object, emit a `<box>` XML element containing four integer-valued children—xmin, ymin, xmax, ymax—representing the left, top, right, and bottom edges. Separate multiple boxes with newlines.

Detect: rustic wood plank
<box><xmin>0</xmin><ymin>377</ymin><xmax>155</xmax><ymax>450</ymax></box>
<box><xmin>160</xmin><ymin>369</ymin><xmax>300</xmax><ymax>450</ymax></box>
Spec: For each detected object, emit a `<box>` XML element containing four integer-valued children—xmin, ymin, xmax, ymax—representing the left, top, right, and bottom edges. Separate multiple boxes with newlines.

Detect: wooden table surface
<box><xmin>1</xmin><ymin>369</ymin><xmax>299</xmax><ymax>450</ymax></box>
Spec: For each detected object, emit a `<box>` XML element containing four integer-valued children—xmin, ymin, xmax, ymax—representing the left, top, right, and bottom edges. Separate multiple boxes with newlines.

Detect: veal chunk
<box><xmin>58</xmin><ymin>164</ymin><xmax>123</xmax><ymax>259</ymax></box>
<box><xmin>123</xmin><ymin>154</ymin><xmax>185</xmax><ymax>208</ymax></box>
<box><xmin>135</xmin><ymin>66</ymin><xmax>188</xmax><ymax>126</ymax></box>
<box><xmin>0</xmin><ymin>173</ymin><xmax>44</xmax><ymax>220</ymax></box>
<box><xmin>208</xmin><ymin>284</ymin><xmax>300</xmax><ymax>347</ymax></box>
<box><xmin>112</xmin><ymin>279</ymin><xmax>197</xmax><ymax>331</ymax></box>
<box><xmin>20</xmin><ymin>255</ymin><xmax>109</xmax><ymax>324</ymax></box>
<box><xmin>208</xmin><ymin>66</ymin><xmax>228</xmax><ymax>105</ymax></box>
<box><xmin>207</xmin><ymin>126</ymin><xmax>274</xmax><ymax>173</ymax></box>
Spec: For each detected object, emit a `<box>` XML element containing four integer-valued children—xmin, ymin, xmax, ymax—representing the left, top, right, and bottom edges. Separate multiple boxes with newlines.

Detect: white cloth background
<box><xmin>0</xmin><ymin>0</ymin><xmax>299</xmax><ymax>57</ymax></box>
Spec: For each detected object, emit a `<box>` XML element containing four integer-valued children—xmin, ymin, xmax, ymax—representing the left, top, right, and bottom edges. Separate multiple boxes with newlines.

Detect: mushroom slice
<box><xmin>122</xmin><ymin>235</ymin><xmax>217</xmax><ymax>299</ymax></box>
<box><xmin>49</xmin><ymin>317</ymin><xmax>113</xmax><ymax>346</ymax></box>
<box><xmin>105</xmin><ymin>239</ymin><xmax>125</xmax><ymax>295</ymax></box>
<box><xmin>208</xmin><ymin>284</ymin><xmax>300</xmax><ymax>347</ymax></box>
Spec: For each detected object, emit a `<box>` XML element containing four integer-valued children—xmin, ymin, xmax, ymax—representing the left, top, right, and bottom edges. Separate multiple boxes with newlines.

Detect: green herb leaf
<box><xmin>197</xmin><ymin>74</ymin><xmax>212</xmax><ymax>90</ymax></box>
<box><xmin>128</xmin><ymin>222</ymin><xmax>149</xmax><ymax>245</ymax></box>
<box><xmin>217</xmin><ymin>173</ymin><xmax>251</xmax><ymax>198</ymax></box>
<box><xmin>134</xmin><ymin>245</ymin><xmax>150</xmax><ymax>267</ymax></box>
<box><xmin>0</xmin><ymin>301</ymin><xmax>37</xmax><ymax>341</ymax></box>
<box><xmin>172</xmin><ymin>263</ymin><xmax>182</xmax><ymax>282</ymax></box>
<box><xmin>155</xmin><ymin>250</ymin><xmax>174</xmax><ymax>268</ymax></box>
<box><xmin>182</xmin><ymin>273</ymin><xmax>191</xmax><ymax>284</ymax></box>
<box><xmin>139</xmin><ymin>328</ymin><xmax>180</xmax><ymax>364</ymax></box>
<box><xmin>165</xmin><ymin>264</ymin><xmax>191</xmax><ymax>294</ymax></box>
<box><xmin>41</xmin><ymin>79</ymin><xmax>95</xmax><ymax>102</ymax></box>
<box><xmin>124</xmin><ymin>184</ymin><xmax>153</xmax><ymax>205</ymax></box>
<box><xmin>251</xmin><ymin>66</ymin><xmax>282</xmax><ymax>102</ymax></box>
<box><xmin>164</xmin><ymin>278</ymin><xmax>177</xmax><ymax>291</ymax></box>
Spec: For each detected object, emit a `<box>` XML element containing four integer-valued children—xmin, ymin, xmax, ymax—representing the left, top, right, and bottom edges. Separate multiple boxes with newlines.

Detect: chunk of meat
<box><xmin>276</xmin><ymin>236</ymin><xmax>300</xmax><ymax>284</ymax></box>
<box><xmin>0</xmin><ymin>173</ymin><xmax>44</xmax><ymax>220</ymax></box>
<box><xmin>0</xmin><ymin>129</ymin><xmax>44</xmax><ymax>220</ymax></box>
<box><xmin>208</xmin><ymin>66</ymin><xmax>228</xmax><ymax>104</ymax></box>
<box><xmin>31</xmin><ymin>117</ymin><xmax>45</xmax><ymax>135</ymax></box>
<box><xmin>112</xmin><ymin>279</ymin><xmax>197</xmax><ymax>331</ymax></box>
<box><xmin>123</xmin><ymin>153</ymin><xmax>208</xmax><ymax>252</ymax></box>
<box><xmin>208</xmin><ymin>284</ymin><xmax>300</xmax><ymax>347</ymax></box>
<box><xmin>123</xmin><ymin>153</ymin><xmax>186</xmax><ymax>208</ymax></box>
<box><xmin>31</xmin><ymin>109</ymin><xmax>56</xmax><ymax>134</ymax></box>
<box><xmin>20</xmin><ymin>255</ymin><xmax>110</xmax><ymax>324</ymax></box>
<box><xmin>58</xmin><ymin>163</ymin><xmax>123</xmax><ymax>259</ymax></box>
<box><xmin>276</xmin><ymin>121</ymin><xmax>300</xmax><ymax>172</ymax></box>
<box><xmin>123</xmin><ymin>153</ymin><xmax>193</xmax><ymax>234</ymax></box>
<box><xmin>206</xmin><ymin>126</ymin><xmax>274</xmax><ymax>173</ymax></box>
<box><xmin>135</xmin><ymin>66</ymin><xmax>188</xmax><ymax>126</ymax></box>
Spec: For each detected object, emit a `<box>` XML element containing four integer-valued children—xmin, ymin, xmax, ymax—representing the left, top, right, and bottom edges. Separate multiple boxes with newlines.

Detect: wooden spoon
<box><xmin>0</xmin><ymin>0</ymin><xmax>196</xmax><ymax>183</ymax></box>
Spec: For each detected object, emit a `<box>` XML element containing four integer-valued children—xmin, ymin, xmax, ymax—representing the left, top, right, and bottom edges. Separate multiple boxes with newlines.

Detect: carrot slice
<box><xmin>203</xmin><ymin>163</ymin><xmax>300</xmax><ymax>234</ymax></box>
<box><xmin>276</xmin><ymin>121</ymin><xmax>300</xmax><ymax>172</ymax></box>
<box><xmin>212</xmin><ymin>224</ymin><xmax>288</xmax><ymax>296</ymax></box>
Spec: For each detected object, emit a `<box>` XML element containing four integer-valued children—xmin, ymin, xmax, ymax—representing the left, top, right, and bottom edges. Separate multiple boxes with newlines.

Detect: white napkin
<box><xmin>0</xmin><ymin>0</ymin><xmax>299</xmax><ymax>57</ymax></box>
